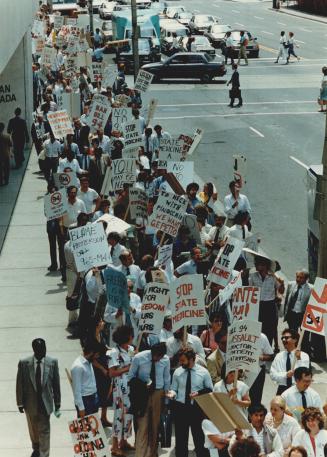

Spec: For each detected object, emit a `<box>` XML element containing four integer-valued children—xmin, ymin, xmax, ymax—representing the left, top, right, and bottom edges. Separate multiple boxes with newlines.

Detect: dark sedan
<box><xmin>116</xmin><ymin>38</ymin><xmax>161</xmax><ymax>73</ymax></box>
<box><xmin>141</xmin><ymin>52</ymin><xmax>226</xmax><ymax>83</ymax></box>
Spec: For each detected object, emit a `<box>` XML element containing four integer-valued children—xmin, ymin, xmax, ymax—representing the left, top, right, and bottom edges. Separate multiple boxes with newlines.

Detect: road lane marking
<box><xmin>254</xmin><ymin>16</ymin><xmax>264</xmax><ymax>20</ymax></box>
<box><xmin>194</xmin><ymin>9</ymin><xmax>200</xmax><ymax>12</ymax></box>
<box><xmin>159</xmin><ymin>101</ymin><xmax>314</xmax><ymax>107</ymax></box>
<box><xmin>261</xmin><ymin>31</ymin><xmax>274</xmax><ymax>36</ymax></box>
<box><xmin>277</xmin><ymin>21</ymin><xmax>286</xmax><ymax>26</ymax></box>
<box><xmin>212</xmin><ymin>4</ymin><xmax>220</xmax><ymax>7</ymax></box>
<box><xmin>249</xmin><ymin>126</ymin><xmax>264</xmax><ymax>137</ymax></box>
<box><xmin>296</xmin><ymin>40</ymin><xmax>306</xmax><ymax>44</ymax></box>
<box><xmin>155</xmin><ymin>111</ymin><xmax>320</xmax><ymax>120</ymax></box>
<box><xmin>259</xmin><ymin>44</ymin><xmax>278</xmax><ymax>54</ymax></box>
<box><xmin>235</xmin><ymin>22</ymin><xmax>245</xmax><ymax>27</ymax></box>
<box><xmin>232</xmin><ymin>9</ymin><xmax>240</xmax><ymax>13</ymax></box>
<box><xmin>289</xmin><ymin>156</ymin><xmax>309</xmax><ymax>170</ymax></box>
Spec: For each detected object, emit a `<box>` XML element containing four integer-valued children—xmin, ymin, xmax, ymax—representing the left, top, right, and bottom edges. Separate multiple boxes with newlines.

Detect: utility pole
<box><xmin>89</xmin><ymin>0</ymin><xmax>94</xmax><ymax>33</ymax></box>
<box><xmin>131</xmin><ymin>0</ymin><xmax>140</xmax><ymax>81</ymax></box>
<box><xmin>317</xmin><ymin>114</ymin><xmax>327</xmax><ymax>278</ymax></box>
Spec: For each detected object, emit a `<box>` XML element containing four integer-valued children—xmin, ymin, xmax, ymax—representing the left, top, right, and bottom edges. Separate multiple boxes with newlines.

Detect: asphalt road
<box><xmin>116</xmin><ymin>0</ymin><xmax>327</xmax><ymax>278</ymax></box>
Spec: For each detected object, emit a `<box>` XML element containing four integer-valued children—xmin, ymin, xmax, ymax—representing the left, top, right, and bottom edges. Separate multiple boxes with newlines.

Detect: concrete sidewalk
<box><xmin>271</xmin><ymin>5</ymin><xmax>327</xmax><ymax>24</ymax></box>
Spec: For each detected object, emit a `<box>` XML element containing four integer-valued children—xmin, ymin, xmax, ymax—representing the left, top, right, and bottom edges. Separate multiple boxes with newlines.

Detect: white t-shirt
<box><xmin>78</xmin><ymin>188</ymin><xmax>99</xmax><ymax>214</ymax></box>
<box><xmin>62</xmin><ymin>198</ymin><xmax>86</xmax><ymax>227</ymax></box>
<box><xmin>213</xmin><ymin>380</ymin><xmax>249</xmax><ymax>418</ymax></box>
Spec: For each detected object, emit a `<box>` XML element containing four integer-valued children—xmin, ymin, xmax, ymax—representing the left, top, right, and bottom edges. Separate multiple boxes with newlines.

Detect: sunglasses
<box><xmin>281</xmin><ymin>336</ymin><xmax>292</xmax><ymax>341</ymax></box>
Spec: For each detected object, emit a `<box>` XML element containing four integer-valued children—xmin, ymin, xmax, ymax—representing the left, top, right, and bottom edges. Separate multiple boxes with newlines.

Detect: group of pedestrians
<box><xmin>275</xmin><ymin>30</ymin><xmax>300</xmax><ymax>64</ymax></box>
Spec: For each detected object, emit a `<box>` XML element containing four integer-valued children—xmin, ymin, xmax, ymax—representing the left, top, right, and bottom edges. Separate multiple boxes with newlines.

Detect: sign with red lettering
<box><xmin>148</xmin><ymin>191</ymin><xmax>188</xmax><ymax>238</ymax></box>
<box><xmin>226</xmin><ymin>319</ymin><xmax>262</xmax><ymax>374</ymax></box>
<box><xmin>68</xmin><ymin>412</ymin><xmax>108</xmax><ymax>457</ymax></box>
<box><xmin>170</xmin><ymin>274</ymin><xmax>206</xmax><ymax>332</ymax></box>
<box><xmin>208</xmin><ymin>236</ymin><xmax>245</xmax><ymax>287</ymax></box>
<box><xmin>232</xmin><ymin>286</ymin><xmax>261</xmax><ymax>322</ymax></box>
<box><xmin>84</xmin><ymin>94</ymin><xmax>111</xmax><ymax>133</ymax></box>
<box><xmin>138</xmin><ymin>282</ymin><xmax>170</xmax><ymax>335</ymax></box>
<box><xmin>302</xmin><ymin>277</ymin><xmax>327</xmax><ymax>335</ymax></box>
<box><xmin>47</xmin><ymin>110</ymin><xmax>74</xmax><ymax>138</ymax></box>
<box><xmin>44</xmin><ymin>189</ymin><xmax>68</xmax><ymax>221</ymax></box>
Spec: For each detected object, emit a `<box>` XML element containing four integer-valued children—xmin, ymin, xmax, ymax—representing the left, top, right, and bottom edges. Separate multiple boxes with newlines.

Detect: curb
<box><xmin>268</xmin><ymin>7</ymin><xmax>327</xmax><ymax>24</ymax></box>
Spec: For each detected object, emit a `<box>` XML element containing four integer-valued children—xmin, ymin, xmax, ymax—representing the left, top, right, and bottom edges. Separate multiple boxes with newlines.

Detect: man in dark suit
<box><xmin>284</xmin><ymin>269</ymin><xmax>312</xmax><ymax>331</ymax></box>
<box><xmin>7</xmin><ymin>107</ymin><xmax>29</xmax><ymax>168</ymax></box>
<box><xmin>227</xmin><ymin>64</ymin><xmax>243</xmax><ymax>108</ymax></box>
<box><xmin>16</xmin><ymin>338</ymin><xmax>61</xmax><ymax>457</ymax></box>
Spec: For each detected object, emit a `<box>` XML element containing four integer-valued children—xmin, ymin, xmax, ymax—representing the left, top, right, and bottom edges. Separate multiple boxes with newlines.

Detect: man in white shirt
<box><xmin>77</xmin><ymin>176</ymin><xmax>101</xmax><ymax>216</ymax></box>
<box><xmin>174</xmin><ymin>247</ymin><xmax>202</xmax><ymax>277</ymax></box>
<box><xmin>61</xmin><ymin>186</ymin><xmax>87</xmax><ymax>229</ymax></box>
<box><xmin>281</xmin><ymin>367</ymin><xmax>323</xmax><ymax>421</ymax></box>
<box><xmin>275</xmin><ymin>31</ymin><xmax>288</xmax><ymax>64</ymax></box>
<box><xmin>71</xmin><ymin>342</ymin><xmax>99</xmax><ymax>418</ymax></box>
<box><xmin>107</xmin><ymin>232</ymin><xmax>125</xmax><ymax>267</ymax></box>
<box><xmin>205</xmin><ymin>211</ymin><xmax>229</xmax><ymax>261</ymax></box>
<box><xmin>223</xmin><ymin>180</ymin><xmax>251</xmax><ymax>225</ymax></box>
<box><xmin>151</xmin><ymin>124</ymin><xmax>171</xmax><ymax>157</ymax></box>
<box><xmin>143</xmin><ymin>127</ymin><xmax>155</xmax><ymax>162</ymax></box>
<box><xmin>224</xmin><ymin>31</ymin><xmax>235</xmax><ymax>65</ymax></box>
<box><xmin>229</xmin><ymin>404</ymin><xmax>283</xmax><ymax>457</ymax></box>
<box><xmin>96</xmin><ymin>128</ymin><xmax>111</xmax><ymax>156</ymax></box>
<box><xmin>227</xmin><ymin>210</ymin><xmax>251</xmax><ymax>240</ymax></box>
<box><xmin>58</xmin><ymin>149</ymin><xmax>86</xmax><ymax>175</ymax></box>
<box><xmin>166</xmin><ymin>328</ymin><xmax>206</xmax><ymax>369</ymax></box>
<box><xmin>115</xmin><ymin>249</ymin><xmax>141</xmax><ymax>286</ymax></box>
<box><xmin>270</xmin><ymin>328</ymin><xmax>310</xmax><ymax>395</ymax></box>
<box><xmin>43</xmin><ymin>132</ymin><xmax>61</xmax><ymax>182</ymax></box>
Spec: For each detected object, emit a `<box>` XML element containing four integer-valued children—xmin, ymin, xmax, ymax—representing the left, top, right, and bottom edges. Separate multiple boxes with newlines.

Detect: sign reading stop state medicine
<box><xmin>302</xmin><ymin>277</ymin><xmax>327</xmax><ymax>335</ymax></box>
<box><xmin>68</xmin><ymin>412</ymin><xmax>108</xmax><ymax>457</ymax></box>
<box><xmin>44</xmin><ymin>189</ymin><xmax>68</xmax><ymax>221</ymax></box>
<box><xmin>208</xmin><ymin>236</ymin><xmax>245</xmax><ymax>287</ymax></box>
<box><xmin>226</xmin><ymin>319</ymin><xmax>262</xmax><ymax>375</ymax></box>
<box><xmin>138</xmin><ymin>282</ymin><xmax>170</xmax><ymax>335</ymax></box>
<box><xmin>231</xmin><ymin>286</ymin><xmax>261</xmax><ymax>322</ymax></box>
<box><xmin>69</xmin><ymin>223</ymin><xmax>111</xmax><ymax>273</ymax></box>
<box><xmin>148</xmin><ymin>191</ymin><xmax>188</xmax><ymax>238</ymax></box>
<box><xmin>170</xmin><ymin>274</ymin><xmax>206</xmax><ymax>332</ymax></box>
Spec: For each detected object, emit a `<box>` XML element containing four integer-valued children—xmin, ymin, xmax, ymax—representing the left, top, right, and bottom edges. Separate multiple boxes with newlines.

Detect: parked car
<box><xmin>165</xmin><ymin>6</ymin><xmax>186</xmax><ymax>19</ymax></box>
<box><xmin>101</xmin><ymin>20</ymin><xmax>113</xmax><ymax>42</ymax></box>
<box><xmin>52</xmin><ymin>0</ymin><xmax>80</xmax><ymax>15</ymax></box>
<box><xmin>204</xmin><ymin>24</ymin><xmax>232</xmax><ymax>48</ymax></box>
<box><xmin>115</xmin><ymin>38</ymin><xmax>161</xmax><ymax>73</ymax></box>
<box><xmin>92</xmin><ymin>0</ymin><xmax>103</xmax><ymax>13</ymax></box>
<box><xmin>174</xmin><ymin>11</ymin><xmax>193</xmax><ymax>27</ymax></box>
<box><xmin>221</xmin><ymin>30</ymin><xmax>259</xmax><ymax>58</ymax></box>
<box><xmin>160</xmin><ymin>21</ymin><xmax>189</xmax><ymax>54</ymax></box>
<box><xmin>189</xmin><ymin>14</ymin><xmax>219</xmax><ymax>34</ymax></box>
<box><xmin>136</xmin><ymin>0</ymin><xmax>152</xmax><ymax>8</ymax></box>
<box><xmin>141</xmin><ymin>52</ymin><xmax>226</xmax><ymax>82</ymax></box>
<box><xmin>99</xmin><ymin>1</ymin><xmax>117</xmax><ymax>19</ymax></box>
<box><xmin>179</xmin><ymin>35</ymin><xmax>215</xmax><ymax>55</ymax></box>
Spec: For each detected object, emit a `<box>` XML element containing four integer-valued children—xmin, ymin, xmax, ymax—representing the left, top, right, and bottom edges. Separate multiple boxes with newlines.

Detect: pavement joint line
<box><xmin>235</xmin><ymin>22</ymin><xmax>245</xmax><ymax>26</ymax></box>
<box><xmin>158</xmin><ymin>101</ymin><xmax>315</xmax><ymax>107</ymax></box>
<box><xmin>254</xmin><ymin>16</ymin><xmax>264</xmax><ymax>19</ymax></box>
<box><xmin>249</xmin><ymin>126</ymin><xmax>265</xmax><ymax>137</ymax></box>
<box><xmin>154</xmin><ymin>111</ymin><xmax>321</xmax><ymax>120</ymax></box>
<box><xmin>232</xmin><ymin>9</ymin><xmax>240</xmax><ymax>13</ymax></box>
<box><xmin>277</xmin><ymin>21</ymin><xmax>287</xmax><ymax>25</ymax></box>
<box><xmin>289</xmin><ymin>155</ymin><xmax>309</xmax><ymax>170</ymax></box>
<box><xmin>296</xmin><ymin>39</ymin><xmax>306</xmax><ymax>44</ymax></box>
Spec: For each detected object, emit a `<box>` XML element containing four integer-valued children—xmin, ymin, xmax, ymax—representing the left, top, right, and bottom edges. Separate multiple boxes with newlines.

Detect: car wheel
<box><xmin>153</xmin><ymin>74</ymin><xmax>161</xmax><ymax>83</ymax></box>
<box><xmin>201</xmin><ymin>73</ymin><xmax>213</xmax><ymax>83</ymax></box>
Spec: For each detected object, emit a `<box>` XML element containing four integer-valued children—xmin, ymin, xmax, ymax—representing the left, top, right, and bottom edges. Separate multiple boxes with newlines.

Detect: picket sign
<box><xmin>44</xmin><ymin>189</ymin><xmax>68</xmax><ymax>221</ymax></box>
<box><xmin>138</xmin><ymin>282</ymin><xmax>170</xmax><ymax>335</ymax></box>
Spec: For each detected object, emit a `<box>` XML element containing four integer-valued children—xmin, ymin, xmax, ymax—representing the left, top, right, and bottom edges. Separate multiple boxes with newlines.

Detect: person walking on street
<box><xmin>227</xmin><ymin>64</ymin><xmax>243</xmax><ymax>108</ymax></box>
<box><xmin>224</xmin><ymin>31</ymin><xmax>235</xmax><ymax>65</ymax></box>
<box><xmin>0</xmin><ymin>122</ymin><xmax>12</xmax><ymax>186</ymax></box>
<box><xmin>7</xmin><ymin>107</ymin><xmax>29</xmax><ymax>168</ymax></box>
<box><xmin>275</xmin><ymin>31</ymin><xmax>288</xmax><ymax>64</ymax></box>
<box><xmin>318</xmin><ymin>66</ymin><xmax>327</xmax><ymax>113</ymax></box>
<box><xmin>237</xmin><ymin>31</ymin><xmax>248</xmax><ymax>66</ymax></box>
<box><xmin>16</xmin><ymin>338</ymin><xmax>61</xmax><ymax>457</ymax></box>
<box><xmin>286</xmin><ymin>32</ymin><xmax>300</xmax><ymax>64</ymax></box>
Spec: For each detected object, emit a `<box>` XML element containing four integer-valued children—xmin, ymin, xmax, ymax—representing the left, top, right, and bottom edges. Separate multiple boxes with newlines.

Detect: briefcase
<box><xmin>229</xmin><ymin>88</ymin><xmax>241</xmax><ymax>98</ymax></box>
<box><xmin>159</xmin><ymin>407</ymin><xmax>172</xmax><ymax>448</ymax></box>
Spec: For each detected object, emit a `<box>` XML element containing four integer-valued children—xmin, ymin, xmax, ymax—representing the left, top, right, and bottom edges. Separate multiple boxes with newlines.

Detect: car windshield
<box><xmin>179</xmin><ymin>13</ymin><xmax>191</xmax><ymax>19</ymax></box>
<box><xmin>102</xmin><ymin>22</ymin><xmax>112</xmax><ymax>31</ymax></box>
<box><xmin>211</xmin><ymin>25</ymin><xmax>230</xmax><ymax>33</ymax></box>
<box><xmin>196</xmin><ymin>15</ymin><xmax>214</xmax><ymax>24</ymax></box>
<box><xmin>195</xmin><ymin>36</ymin><xmax>209</xmax><ymax>45</ymax></box>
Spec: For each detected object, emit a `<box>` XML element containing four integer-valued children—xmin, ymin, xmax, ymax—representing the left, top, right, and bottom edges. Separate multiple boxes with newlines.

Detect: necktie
<box><xmin>213</xmin><ymin>227</ymin><xmax>220</xmax><ymax>243</ymax></box>
<box><xmin>286</xmin><ymin>352</ymin><xmax>292</xmax><ymax>388</ymax></box>
<box><xmin>185</xmin><ymin>368</ymin><xmax>192</xmax><ymax>404</ymax></box>
<box><xmin>84</xmin><ymin>155</ymin><xmax>88</xmax><ymax>170</ymax></box>
<box><xmin>290</xmin><ymin>286</ymin><xmax>301</xmax><ymax>311</ymax></box>
<box><xmin>36</xmin><ymin>361</ymin><xmax>43</xmax><ymax>408</ymax></box>
<box><xmin>150</xmin><ymin>359</ymin><xmax>156</xmax><ymax>391</ymax></box>
<box><xmin>110</xmin><ymin>246</ymin><xmax>114</xmax><ymax>256</ymax></box>
<box><xmin>126</xmin><ymin>267</ymin><xmax>130</xmax><ymax>275</ymax></box>
<box><xmin>242</xmin><ymin>226</ymin><xmax>246</xmax><ymax>239</ymax></box>
<box><xmin>301</xmin><ymin>391</ymin><xmax>307</xmax><ymax>409</ymax></box>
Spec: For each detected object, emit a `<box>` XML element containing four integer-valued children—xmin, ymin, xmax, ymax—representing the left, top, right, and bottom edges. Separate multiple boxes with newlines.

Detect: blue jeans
<box><xmin>76</xmin><ymin>393</ymin><xmax>99</xmax><ymax>417</ymax></box>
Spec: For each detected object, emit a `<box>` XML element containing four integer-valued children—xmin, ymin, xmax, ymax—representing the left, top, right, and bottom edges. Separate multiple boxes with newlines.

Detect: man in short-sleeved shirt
<box><xmin>77</xmin><ymin>176</ymin><xmax>101</xmax><ymax>215</ymax></box>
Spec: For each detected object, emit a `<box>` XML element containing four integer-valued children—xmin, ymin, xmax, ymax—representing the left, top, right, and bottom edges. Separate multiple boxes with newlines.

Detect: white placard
<box><xmin>44</xmin><ymin>189</ymin><xmax>68</xmax><ymax>221</ymax></box>
<box><xmin>70</xmin><ymin>223</ymin><xmax>111</xmax><ymax>273</ymax></box>
<box><xmin>90</xmin><ymin>62</ymin><xmax>103</xmax><ymax>83</ymax></box>
<box><xmin>138</xmin><ymin>282</ymin><xmax>170</xmax><ymax>335</ymax></box>
<box><xmin>218</xmin><ymin>270</ymin><xmax>242</xmax><ymax>306</ymax></box>
<box><xmin>171</xmin><ymin>274</ymin><xmax>206</xmax><ymax>332</ymax></box>
<box><xmin>167</xmin><ymin>161</ymin><xmax>194</xmax><ymax>190</ymax></box>
<box><xmin>159</xmin><ymin>138</ymin><xmax>183</xmax><ymax>158</ymax></box>
<box><xmin>53</xmin><ymin>172</ymin><xmax>79</xmax><ymax>188</ymax></box>
<box><xmin>41</xmin><ymin>46</ymin><xmax>56</xmax><ymax>67</ymax></box>
<box><xmin>68</xmin><ymin>413</ymin><xmax>108</xmax><ymax>457</ymax></box>
<box><xmin>47</xmin><ymin>110</ymin><xmax>73</xmax><ymax>139</ymax></box>
<box><xmin>64</xmin><ymin>55</ymin><xmax>78</xmax><ymax>77</ymax></box>
<box><xmin>232</xmin><ymin>286</ymin><xmax>261</xmax><ymax>322</ymax></box>
<box><xmin>111</xmin><ymin>107</ymin><xmax>132</xmax><ymax>131</ymax></box>
<box><xmin>187</xmin><ymin>128</ymin><xmax>203</xmax><ymax>156</ymax></box>
<box><xmin>226</xmin><ymin>319</ymin><xmax>262</xmax><ymax>374</ymax></box>
<box><xmin>102</xmin><ymin>66</ymin><xmax>118</xmax><ymax>88</ymax></box>
<box><xmin>134</xmin><ymin>69</ymin><xmax>154</xmax><ymax>93</ymax></box>
<box><xmin>146</xmin><ymin>98</ymin><xmax>158</xmax><ymax>127</ymax></box>
<box><xmin>129</xmin><ymin>187</ymin><xmax>148</xmax><ymax>220</ymax></box>
<box><xmin>97</xmin><ymin>213</ymin><xmax>131</xmax><ymax>235</ymax></box>
<box><xmin>123</xmin><ymin>120</ymin><xmax>143</xmax><ymax>151</ymax></box>
<box><xmin>111</xmin><ymin>158</ymin><xmax>136</xmax><ymax>191</ymax></box>
<box><xmin>208</xmin><ymin>237</ymin><xmax>245</xmax><ymax>287</ymax></box>
<box><xmin>157</xmin><ymin>244</ymin><xmax>173</xmax><ymax>268</ymax></box>
<box><xmin>53</xmin><ymin>15</ymin><xmax>64</xmax><ymax>30</ymax></box>
<box><xmin>32</xmin><ymin>20</ymin><xmax>45</xmax><ymax>36</ymax></box>
<box><xmin>84</xmin><ymin>94</ymin><xmax>111</xmax><ymax>133</ymax></box>
<box><xmin>148</xmin><ymin>191</ymin><xmax>188</xmax><ymax>238</ymax></box>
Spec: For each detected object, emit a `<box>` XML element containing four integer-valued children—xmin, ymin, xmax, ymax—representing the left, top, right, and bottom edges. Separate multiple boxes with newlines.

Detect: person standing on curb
<box><xmin>16</xmin><ymin>338</ymin><xmax>61</xmax><ymax>457</ymax></box>
<box><xmin>237</xmin><ymin>31</ymin><xmax>248</xmax><ymax>66</ymax></box>
<box><xmin>227</xmin><ymin>64</ymin><xmax>243</xmax><ymax>108</ymax></box>
<box><xmin>275</xmin><ymin>31</ymin><xmax>288</xmax><ymax>64</ymax></box>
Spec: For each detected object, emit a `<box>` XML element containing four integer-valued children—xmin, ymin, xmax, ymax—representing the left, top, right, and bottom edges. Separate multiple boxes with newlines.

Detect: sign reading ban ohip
<box><xmin>148</xmin><ymin>191</ymin><xmax>187</xmax><ymax>238</ymax></box>
<box><xmin>170</xmin><ymin>274</ymin><xmax>206</xmax><ymax>332</ymax></box>
<box><xmin>69</xmin><ymin>223</ymin><xmax>111</xmax><ymax>273</ymax></box>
